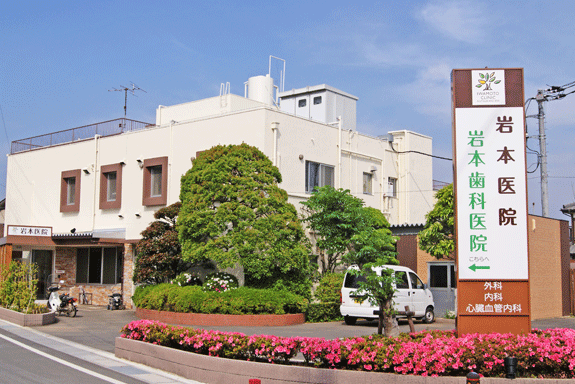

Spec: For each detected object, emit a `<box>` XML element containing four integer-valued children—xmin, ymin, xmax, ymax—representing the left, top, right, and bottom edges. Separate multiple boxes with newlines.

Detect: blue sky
<box><xmin>1</xmin><ymin>1</ymin><xmax>574</xmax><ymax>220</ymax></box>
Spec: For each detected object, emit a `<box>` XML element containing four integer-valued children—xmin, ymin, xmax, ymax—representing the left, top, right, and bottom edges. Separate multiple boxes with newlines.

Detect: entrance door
<box><xmin>428</xmin><ymin>262</ymin><xmax>456</xmax><ymax>315</ymax></box>
<box><xmin>32</xmin><ymin>250</ymin><xmax>53</xmax><ymax>299</ymax></box>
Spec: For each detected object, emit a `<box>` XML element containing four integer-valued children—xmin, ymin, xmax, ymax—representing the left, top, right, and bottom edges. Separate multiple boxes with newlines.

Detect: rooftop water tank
<box><xmin>246</xmin><ymin>75</ymin><xmax>274</xmax><ymax>105</ymax></box>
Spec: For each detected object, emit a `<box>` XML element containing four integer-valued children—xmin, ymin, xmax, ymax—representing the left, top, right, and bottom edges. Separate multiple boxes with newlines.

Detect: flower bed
<box><xmin>121</xmin><ymin>320</ymin><xmax>575</xmax><ymax>378</ymax></box>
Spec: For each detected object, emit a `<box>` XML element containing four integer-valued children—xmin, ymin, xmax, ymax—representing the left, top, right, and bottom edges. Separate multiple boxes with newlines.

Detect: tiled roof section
<box><xmin>390</xmin><ymin>223</ymin><xmax>425</xmax><ymax>235</ymax></box>
<box><xmin>52</xmin><ymin>232</ymin><xmax>93</xmax><ymax>239</ymax></box>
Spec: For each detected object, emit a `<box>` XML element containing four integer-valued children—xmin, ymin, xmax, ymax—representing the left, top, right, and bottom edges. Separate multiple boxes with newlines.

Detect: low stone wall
<box><xmin>136</xmin><ymin>307</ymin><xmax>305</xmax><ymax>326</ymax></box>
<box><xmin>0</xmin><ymin>306</ymin><xmax>55</xmax><ymax>326</ymax></box>
<box><xmin>116</xmin><ymin>337</ymin><xmax>566</xmax><ymax>384</ymax></box>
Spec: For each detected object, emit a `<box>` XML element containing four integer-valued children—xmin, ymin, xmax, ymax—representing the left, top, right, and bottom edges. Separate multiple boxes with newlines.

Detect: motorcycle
<box><xmin>107</xmin><ymin>293</ymin><xmax>125</xmax><ymax>310</ymax></box>
<box><xmin>47</xmin><ymin>281</ymin><xmax>78</xmax><ymax>317</ymax></box>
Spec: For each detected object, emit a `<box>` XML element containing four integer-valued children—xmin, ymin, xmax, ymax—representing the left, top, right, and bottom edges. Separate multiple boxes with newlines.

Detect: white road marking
<box><xmin>0</xmin><ymin>332</ymin><xmax>129</xmax><ymax>384</ymax></box>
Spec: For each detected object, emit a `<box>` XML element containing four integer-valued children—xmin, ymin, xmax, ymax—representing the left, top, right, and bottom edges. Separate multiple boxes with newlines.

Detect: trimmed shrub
<box><xmin>132</xmin><ymin>284</ymin><xmax>307</xmax><ymax>315</ymax></box>
<box><xmin>305</xmin><ymin>303</ymin><xmax>342</xmax><ymax>323</ymax></box>
<box><xmin>314</xmin><ymin>272</ymin><xmax>344</xmax><ymax>303</ymax></box>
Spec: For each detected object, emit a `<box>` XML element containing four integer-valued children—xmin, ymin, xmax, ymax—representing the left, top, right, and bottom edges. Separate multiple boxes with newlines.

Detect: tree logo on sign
<box><xmin>476</xmin><ymin>72</ymin><xmax>501</xmax><ymax>91</ymax></box>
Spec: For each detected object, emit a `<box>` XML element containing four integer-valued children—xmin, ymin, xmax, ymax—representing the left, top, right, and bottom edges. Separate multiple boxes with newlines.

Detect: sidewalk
<box><xmin>0</xmin><ymin>314</ymin><xmax>204</xmax><ymax>384</ymax></box>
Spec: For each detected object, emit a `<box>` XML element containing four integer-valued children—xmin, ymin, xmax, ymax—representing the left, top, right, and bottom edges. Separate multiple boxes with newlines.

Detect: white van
<box><xmin>340</xmin><ymin>265</ymin><xmax>435</xmax><ymax>325</ymax></box>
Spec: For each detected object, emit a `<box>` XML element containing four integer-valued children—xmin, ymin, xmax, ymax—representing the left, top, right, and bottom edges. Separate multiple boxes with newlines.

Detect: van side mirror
<box><xmin>423</xmin><ymin>283</ymin><xmax>428</xmax><ymax>290</ymax></box>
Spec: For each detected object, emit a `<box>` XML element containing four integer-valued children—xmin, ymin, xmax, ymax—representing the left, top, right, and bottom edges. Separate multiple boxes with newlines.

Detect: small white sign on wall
<box><xmin>7</xmin><ymin>226</ymin><xmax>52</xmax><ymax>237</ymax></box>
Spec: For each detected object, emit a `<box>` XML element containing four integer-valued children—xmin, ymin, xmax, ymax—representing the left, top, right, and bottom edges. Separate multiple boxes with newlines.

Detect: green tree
<box><xmin>300</xmin><ymin>186</ymin><xmax>364</xmax><ymax>274</ymax></box>
<box><xmin>418</xmin><ymin>184</ymin><xmax>455</xmax><ymax>259</ymax></box>
<box><xmin>178</xmin><ymin>144</ymin><xmax>313</xmax><ymax>298</ymax></box>
<box><xmin>133</xmin><ymin>202</ymin><xmax>188</xmax><ymax>285</ymax></box>
<box><xmin>344</xmin><ymin>207</ymin><xmax>399</xmax><ymax>336</ymax></box>
<box><xmin>302</xmin><ymin>187</ymin><xmax>399</xmax><ymax>335</ymax></box>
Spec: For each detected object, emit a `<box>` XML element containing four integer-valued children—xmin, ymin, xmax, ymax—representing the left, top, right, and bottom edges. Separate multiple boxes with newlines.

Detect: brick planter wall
<box><xmin>136</xmin><ymin>307</ymin><xmax>305</xmax><ymax>326</ymax></box>
<box><xmin>0</xmin><ymin>306</ymin><xmax>56</xmax><ymax>326</ymax></box>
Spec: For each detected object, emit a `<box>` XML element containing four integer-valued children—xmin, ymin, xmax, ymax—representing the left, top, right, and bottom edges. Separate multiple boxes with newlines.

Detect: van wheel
<box><xmin>344</xmin><ymin>316</ymin><xmax>357</xmax><ymax>325</ymax></box>
<box><xmin>423</xmin><ymin>307</ymin><xmax>435</xmax><ymax>323</ymax></box>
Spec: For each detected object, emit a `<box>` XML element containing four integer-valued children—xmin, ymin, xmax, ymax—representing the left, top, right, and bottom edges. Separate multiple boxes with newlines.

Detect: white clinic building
<box><xmin>1</xmin><ymin>73</ymin><xmax>433</xmax><ymax>306</ymax></box>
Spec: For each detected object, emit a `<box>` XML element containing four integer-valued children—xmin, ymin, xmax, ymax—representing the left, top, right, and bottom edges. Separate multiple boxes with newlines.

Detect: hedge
<box><xmin>132</xmin><ymin>284</ymin><xmax>308</xmax><ymax>315</ymax></box>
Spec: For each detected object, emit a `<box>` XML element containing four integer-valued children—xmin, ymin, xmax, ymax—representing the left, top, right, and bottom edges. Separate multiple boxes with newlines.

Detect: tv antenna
<box><xmin>108</xmin><ymin>83</ymin><xmax>146</xmax><ymax>117</ymax></box>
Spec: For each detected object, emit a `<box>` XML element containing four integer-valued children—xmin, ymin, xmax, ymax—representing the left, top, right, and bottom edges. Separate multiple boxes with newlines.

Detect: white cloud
<box><xmin>395</xmin><ymin>62</ymin><xmax>453</xmax><ymax>120</ymax></box>
<box><xmin>418</xmin><ymin>1</ymin><xmax>491</xmax><ymax>43</ymax></box>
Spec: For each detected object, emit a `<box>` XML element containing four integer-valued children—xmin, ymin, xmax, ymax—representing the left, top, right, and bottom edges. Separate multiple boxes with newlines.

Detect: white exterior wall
<box><xmin>5</xmin><ymin>96</ymin><xmax>432</xmax><ymax>241</ymax></box>
<box><xmin>388</xmin><ymin>130</ymin><xmax>434</xmax><ymax>224</ymax></box>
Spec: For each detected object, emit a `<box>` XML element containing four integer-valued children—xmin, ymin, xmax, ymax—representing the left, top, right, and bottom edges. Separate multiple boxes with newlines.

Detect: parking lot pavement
<box><xmin>37</xmin><ymin>305</ymin><xmax>575</xmax><ymax>355</ymax></box>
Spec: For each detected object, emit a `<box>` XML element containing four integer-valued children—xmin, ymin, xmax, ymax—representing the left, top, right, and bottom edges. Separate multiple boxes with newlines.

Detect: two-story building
<box><xmin>1</xmin><ymin>74</ymin><xmax>434</xmax><ymax>306</ymax></box>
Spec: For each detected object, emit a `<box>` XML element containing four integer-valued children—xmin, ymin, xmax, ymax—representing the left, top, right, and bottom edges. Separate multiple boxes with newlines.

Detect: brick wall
<box><xmin>55</xmin><ymin>247</ymin><xmax>76</xmax><ymax>286</ymax></box>
<box><xmin>528</xmin><ymin>216</ymin><xmax>566</xmax><ymax>319</ymax></box>
<box><xmin>55</xmin><ymin>245</ymin><xmax>133</xmax><ymax>308</ymax></box>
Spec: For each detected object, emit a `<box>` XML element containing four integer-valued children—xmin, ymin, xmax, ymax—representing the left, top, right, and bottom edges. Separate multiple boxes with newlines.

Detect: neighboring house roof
<box><xmin>390</xmin><ymin>223</ymin><xmax>425</xmax><ymax>236</ymax></box>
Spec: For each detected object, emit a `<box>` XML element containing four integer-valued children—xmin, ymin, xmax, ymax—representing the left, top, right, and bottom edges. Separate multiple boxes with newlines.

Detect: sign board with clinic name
<box><xmin>452</xmin><ymin>68</ymin><xmax>531</xmax><ymax>335</ymax></box>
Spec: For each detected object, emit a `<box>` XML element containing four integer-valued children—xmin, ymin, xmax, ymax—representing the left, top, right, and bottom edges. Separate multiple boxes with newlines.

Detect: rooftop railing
<box><xmin>10</xmin><ymin>118</ymin><xmax>153</xmax><ymax>154</ymax></box>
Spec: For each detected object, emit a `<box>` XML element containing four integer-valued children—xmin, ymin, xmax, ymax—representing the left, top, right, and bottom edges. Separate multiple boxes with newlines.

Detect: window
<box><xmin>313</xmin><ymin>96</ymin><xmax>322</xmax><ymax>105</ymax></box>
<box><xmin>142</xmin><ymin>156</ymin><xmax>168</xmax><ymax>206</ymax></box>
<box><xmin>429</xmin><ymin>264</ymin><xmax>457</xmax><ymax>288</ymax></box>
<box><xmin>305</xmin><ymin>161</ymin><xmax>334</xmax><ymax>193</ymax></box>
<box><xmin>150</xmin><ymin>166</ymin><xmax>162</xmax><ymax>197</ymax></box>
<box><xmin>107</xmin><ymin>173</ymin><xmax>116</xmax><ymax>200</ymax></box>
<box><xmin>66</xmin><ymin>178</ymin><xmax>76</xmax><ymax>204</ymax></box>
<box><xmin>387</xmin><ymin>177</ymin><xmax>397</xmax><ymax>197</ymax></box>
<box><xmin>76</xmin><ymin>247</ymin><xmax>122</xmax><ymax>285</ymax></box>
<box><xmin>60</xmin><ymin>169</ymin><xmax>81</xmax><ymax>212</ymax></box>
<box><xmin>298</xmin><ymin>99</ymin><xmax>307</xmax><ymax>108</ymax></box>
<box><xmin>363</xmin><ymin>172</ymin><xmax>373</xmax><ymax>194</ymax></box>
<box><xmin>396</xmin><ymin>271</ymin><xmax>409</xmax><ymax>289</ymax></box>
<box><xmin>100</xmin><ymin>163</ymin><xmax>122</xmax><ymax>209</ymax></box>
<box><xmin>409</xmin><ymin>272</ymin><xmax>425</xmax><ymax>289</ymax></box>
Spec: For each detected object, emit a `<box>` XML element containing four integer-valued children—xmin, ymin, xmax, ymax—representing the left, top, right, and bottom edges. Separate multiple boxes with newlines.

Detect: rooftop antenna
<box><xmin>108</xmin><ymin>82</ymin><xmax>146</xmax><ymax>117</ymax></box>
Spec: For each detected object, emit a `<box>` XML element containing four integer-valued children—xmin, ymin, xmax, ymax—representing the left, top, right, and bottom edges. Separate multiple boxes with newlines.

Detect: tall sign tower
<box><xmin>452</xmin><ymin>68</ymin><xmax>531</xmax><ymax>335</ymax></box>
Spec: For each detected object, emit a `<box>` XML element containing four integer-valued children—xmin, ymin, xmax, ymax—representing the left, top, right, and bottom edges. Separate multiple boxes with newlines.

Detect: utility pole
<box><xmin>536</xmin><ymin>90</ymin><xmax>549</xmax><ymax>217</ymax></box>
<box><xmin>527</xmin><ymin>80</ymin><xmax>575</xmax><ymax>218</ymax></box>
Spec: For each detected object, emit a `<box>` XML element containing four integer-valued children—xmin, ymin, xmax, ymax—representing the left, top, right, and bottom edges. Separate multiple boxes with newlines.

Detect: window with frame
<box><xmin>363</xmin><ymin>172</ymin><xmax>373</xmax><ymax>194</ymax></box>
<box><xmin>298</xmin><ymin>99</ymin><xmax>307</xmax><ymax>108</ymax></box>
<box><xmin>142</xmin><ymin>156</ymin><xmax>168</xmax><ymax>206</ymax></box>
<box><xmin>76</xmin><ymin>247</ymin><xmax>122</xmax><ymax>285</ymax></box>
<box><xmin>305</xmin><ymin>161</ymin><xmax>334</xmax><ymax>193</ymax></box>
<box><xmin>60</xmin><ymin>169</ymin><xmax>81</xmax><ymax>212</ymax></box>
<box><xmin>313</xmin><ymin>96</ymin><xmax>322</xmax><ymax>105</ymax></box>
<box><xmin>100</xmin><ymin>163</ymin><xmax>122</xmax><ymax>209</ymax></box>
<box><xmin>387</xmin><ymin>177</ymin><xmax>397</xmax><ymax>197</ymax></box>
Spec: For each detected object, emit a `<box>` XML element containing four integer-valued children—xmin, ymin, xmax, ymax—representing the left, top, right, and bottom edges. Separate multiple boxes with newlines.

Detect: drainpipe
<box><xmin>169</xmin><ymin>120</ymin><xmax>175</xmax><ymax>201</ymax></box>
<box><xmin>337</xmin><ymin>116</ymin><xmax>342</xmax><ymax>188</ymax></box>
<box><xmin>92</xmin><ymin>135</ymin><xmax>101</xmax><ymax>230</ymax></box>
<box><xmin>271</xmin><ymin>122</ymin><xmax>279</xmax><ymax>166</ymax></box>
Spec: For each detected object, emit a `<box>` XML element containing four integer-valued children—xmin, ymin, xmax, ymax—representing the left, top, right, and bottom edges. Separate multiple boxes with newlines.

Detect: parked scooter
<box><xmin>47</xmin><ymin>281</ymin><xmax>78</xmax><ymax>317</ymax></box>
<box><xmin>107</xmin><ymin>293</ymin><xmax>125</xmax><ymax>310</ymax></box>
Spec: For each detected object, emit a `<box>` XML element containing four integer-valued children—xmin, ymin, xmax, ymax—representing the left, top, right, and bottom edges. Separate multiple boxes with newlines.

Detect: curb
<box><xmin>135</xmin><ymin>307</ymin><xmax>305</xmax><ymax>327</ymax></box>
